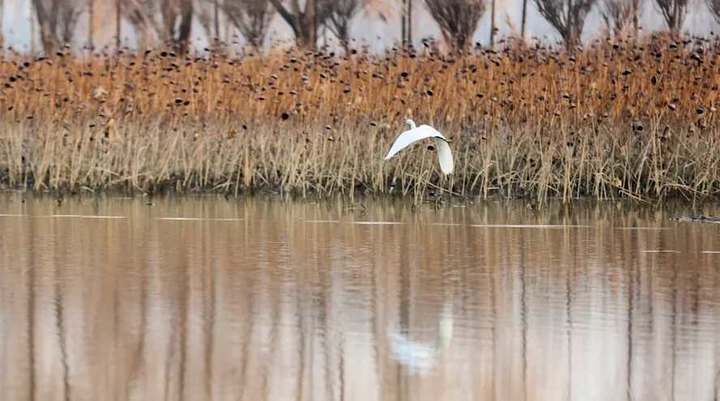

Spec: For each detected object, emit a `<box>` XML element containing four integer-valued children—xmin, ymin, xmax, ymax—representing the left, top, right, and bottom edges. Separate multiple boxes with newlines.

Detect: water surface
<box><xmin>1</xmin><ymin>194</ymin><xmax>719</xmax><ymax>401</ymax></box>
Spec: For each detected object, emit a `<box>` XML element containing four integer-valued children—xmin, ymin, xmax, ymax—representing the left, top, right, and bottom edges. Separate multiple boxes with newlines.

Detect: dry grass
<box><xmin>1</xmin><ymin>35</ymin><xmax>720</xmax><ymax>202</ymax></box>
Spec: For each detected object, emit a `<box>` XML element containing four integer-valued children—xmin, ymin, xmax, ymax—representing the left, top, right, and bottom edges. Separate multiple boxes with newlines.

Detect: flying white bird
<box><xmin>388</xmin><ymin>303</ymin><xmax>454</xmax><ymax>374</ymax></box>
<box><xmin>384</xmin><ymin>120</ymin><xmax>454</xmax><ymax>175</ymax></box>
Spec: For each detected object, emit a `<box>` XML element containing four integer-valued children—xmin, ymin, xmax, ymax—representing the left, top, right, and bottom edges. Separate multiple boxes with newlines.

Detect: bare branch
<box><xmin>124</xmin><ymin>0</ymin><xmax>162</xmax><ymax>49</ymax></box>
<box><xmin>323</xmin><ymin>0</ymin><xmax>362</xmax><ymax>52</ymax></box>
<box><xmin>224</xmin><ymin>0</ymin><xmax>276</xmax><ymax>49</ymax></box>
<box><xmin>0</xmin><ymin>0</ymin><xmax>4</xmax><ymax>49</ymax></box>
<box><xmin>600</xmin><ymin>0</ymin><xmax>642</xmax><ymax>36</ymax></box>
<box><xmin>599</xmin><ymin>0</ymin><xmax>642</xmax><ymax>37</ymax></box>
<box><xmin>268</xmin><ymin>0</ymin><xmax>297</xmax><ymax>26</ymax></box>
<box><xmin>709</xmin><ymin>0</ymin><xmax>720</xmax><ymax>25</ymax></box>
<box><xmin>269</xmin><ymin>0</ymin><xmax>327</xmax><ymax>48</ymax></box>
<box><xmin>533</xmin><ymin>0</ymin><xmax>596</xmax><ymax>49</ymax></box>
<box><xmin>124</xmin><ymin>0</ymin><xmax>194</xmax><ymax>51</ymax></box>
<box><xmin>423</xmin><ymin>0</ymin><xmax>485</xmax><ymax>51</ymax></box>
<box><xmin>654</xmin><ymin>0</ymin><xmax>688</xmax><ymax>34</ymax></box>
<box><xmin>32</xmin><ymin>0</ymin><xmax>83</xmax><ymax>54</ymax></box>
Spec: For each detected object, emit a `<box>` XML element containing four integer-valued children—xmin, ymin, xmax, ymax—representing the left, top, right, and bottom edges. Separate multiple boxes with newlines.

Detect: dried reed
<box><xmin>1</xmin><ymin>35</ymin><xmax>719</xmax><ymax>202</ymax></box>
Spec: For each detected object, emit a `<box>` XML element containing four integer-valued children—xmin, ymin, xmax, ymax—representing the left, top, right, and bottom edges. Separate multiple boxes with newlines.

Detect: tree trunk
<box><xmin>176</xmin><ymin>0</ymin><xmax>193</xmax><ymax>53</ymax></box>
<box><xmin>566</xmin><ymin>0</ymin><xmax>578</xmax><ymax>50</ymax></box>
<box><xmin>213</xmin><ymin>0</ymin><xmax>220</xmax><ymax>40</ymax></box>
<box><xmin>0</xmin><ymin>0</ymin><xmax>4</xmax><ymax>49</ymax></box>
<box><xmin>670</xmin><ymin>3</ymin><xmax>677</xmax><ymax>34</ymax></box>
<box><xmin>224</xmin><ymin>10</ymin><xmax>230</xmax><ymax>43</ymax></box>
<box><xmin>88</xmin><ymin>0</ymin><xmax>94</xmax><ymax>49</ymax></box>
<box><xmin>115</xmin><ymin>0</ymin><xmax>121</xmax><ymax>50</ymax></box>
<box><xmin>520</xmin><ymin>0</ymin><xmax>528</xmax><ymax>40</ymax></box>
<box><xmin>160</xmin><ymin>0</ymin><xmax>175</xmax><ymax>44</ymax></box>
<box><xmin>30</xmin><ymin>1</ymin><xmax>36</xmax><ymax>53</ymax></box>
<box><xmin>490</xmin><ymin>0</ymin><xmax>496</xmax><ymax>47</ymax></box>
<box><xmin>268</xmin><ymin>0</ymin><xmax>317</xmax><ymax>49</ymax></box>
<box><xmin>33</xmin><ymin>0</ymin><xmax>59</xmax><ymax>54</ymax></box>
<box><xmin>407</xmin><ymin>0</ymin><xmax>412</xmax><ymax>46</ymax></box>
<box><xmin>565</xmin><ymin>26</ymin><xmax>579</xmax><ymax>51</ymax></box>
<box><xmin>401</xmin><ymin>0</ymin><xmax>406</xmax><ymax>46</ymax></box>
<box><xmin>303</xmin><ymin>0</ymin><xmax>317</xmax><ymax>48</ymax></box>
<box><xmin>401</xmin><ymin>0</ymin><xmax>413</xmax><ymax>46</ymax></box>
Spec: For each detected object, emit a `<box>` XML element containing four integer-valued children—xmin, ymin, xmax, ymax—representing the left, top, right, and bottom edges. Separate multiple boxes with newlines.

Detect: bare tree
<box><xmin>195</xmin><ymin>0</ymin><xmax>217</xmax><ymax>44</ymax></box>
<box><xmin>520</xmin><ymin>0</ymin><xmax>528</xmax><ymax>39</ymax></box>
<box><xmin>116</xmin><ymin>0</ymin><xmax>121</xmax><ymax>49</ymax></box>
<box><xmin>0</xmin><ymin>0</ymin><xmax>5</xmax><ymax>49</ymax></box>
<box><xmin>224</xmin><ymin>0</ymin><xmax>275</xmax><ymax>49</ymax></box>
<box><xmin>124</xmin><ymin>0</ymin><xmax>194</xmax><ymax>51</ymax></box>
<box><xmin>407</xmin><ymin>0</ymin><xmax>412</xmax><ymax>45</ymax></box>
<box><xmin>324</xmin><ymin>0</ymin><xmax>362</xmax><ymax>53</ymax></box>
<box><xmin>533</xmin><ymin>0</ymin><xmax>596</xmax><ymax>49</ymax></box>
<box><xmin>400</xmin><ymin>0</ymin><xmax>413</xmax><ymax>46</ymax></box>
<box><xmin>30</xmin><ymin>1</ymin><xmax>37</xmax><ymax>53</ymax></box>
<box><xmin>600</xmin><ymin>0</ymin><xmax>642</xmax><ymax>37</ymax></box>
<box><xmin>709</xmin><ymin>0</ymin><xmax>720</xmax><ymax>25</ymax></box>
<box><xmin>654</xmin><ymin>0</ymin><xmax>687</xmax><ymax>34</ymax></box>
<box><xmin>423</xmin><ymin>0</ymin><xmax>485</xmax><ymax>51</ymax></box>
<box><xmin>125</xmin><ymin>0</ymin><xmax>193</xmax><ymax>51</ymax></box>
<box><xmin>268</xmin><ymin>0</ymin><xmax>327</xmax><ymax>48</ymax></box>
<box><xmin>32</xmin><ymin>0</ymin><xmax>83</xmax><ymax>54</ymax></box>
<box><xmin>489</xmin><ymin>0</ymin><xmax>496</xmax><ymax>47</ymax></box>
<box><xmin>161</xmin><ymin>0</ymin><xmax>194</xmax><ymax>52</ymax></box>
<box><xmin>87</xmin><ymin>0</ymin><xmax>94</xmax><ymax>48</ymax></box>
<box><xmin>401</xmin><ymin>0</ymin><xmax>406</xmax><ymax>45</ymax></box>
<box><xmin>214</xmin><ymin>0</ymin><xmax>220</xmax><ymax>38</ymax></box>
<box><xmin>124</xmin><ymin>0</ymin><xmax>161</xmax><ymax>49</ymax></box>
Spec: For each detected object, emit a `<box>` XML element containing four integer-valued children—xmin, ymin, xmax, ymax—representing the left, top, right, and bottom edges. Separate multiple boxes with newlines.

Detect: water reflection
<box><xmin>0</xmin><ymin>195</ymin><xmax>719</xmax><ymax>401</ymax></box>
<box><xmin>389</xmin><ymin>302</ymin><xmax>453</xmax><ymax>374</ymax></box>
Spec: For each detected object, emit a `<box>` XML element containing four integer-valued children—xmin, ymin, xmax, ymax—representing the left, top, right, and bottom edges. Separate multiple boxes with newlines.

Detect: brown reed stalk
<box><xmin>0</xmin><ymin>37</ymin><xmax>720</xmax><ymax>202</ymax></box>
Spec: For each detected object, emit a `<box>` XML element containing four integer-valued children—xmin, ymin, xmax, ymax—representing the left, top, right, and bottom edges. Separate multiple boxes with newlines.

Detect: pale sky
<box><xmin>1</xmin><ymin>0</ymin><xmax>717</xmax><ymax>53</ymax></box>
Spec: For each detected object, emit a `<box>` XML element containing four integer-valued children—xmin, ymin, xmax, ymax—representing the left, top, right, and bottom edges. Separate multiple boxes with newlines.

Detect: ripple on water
<box><xmin>0</xmin><ymin>195</ymin><xmax>718</xmax><ymax>401</ymax></box>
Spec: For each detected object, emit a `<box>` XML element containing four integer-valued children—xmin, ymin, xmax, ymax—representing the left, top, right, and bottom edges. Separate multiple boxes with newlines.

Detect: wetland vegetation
<box><xmin>1</xmin><ymin>36</ymin><xmax>719</xmax><ymax>202</ymax></box>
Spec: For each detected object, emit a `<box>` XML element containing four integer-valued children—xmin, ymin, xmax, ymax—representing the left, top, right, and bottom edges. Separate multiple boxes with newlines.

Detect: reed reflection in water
<box><xmin>0</xmin><ymin>196</ymin><xmax>719</xmax><ymax>401</ymax></box>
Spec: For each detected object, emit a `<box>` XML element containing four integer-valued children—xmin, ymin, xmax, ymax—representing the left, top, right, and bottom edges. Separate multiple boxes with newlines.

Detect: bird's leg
<box><xmin>446</xmin><ymin>174</ymin><xmax>454</xmax><ymax>200</ymax></box>
<box><xmin>414</xmin><ymin>154</ymin><xmax>429</xmax><ymax>204</ymax></box>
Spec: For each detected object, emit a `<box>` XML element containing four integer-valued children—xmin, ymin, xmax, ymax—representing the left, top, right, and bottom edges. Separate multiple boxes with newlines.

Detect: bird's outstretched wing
<box><xmin>384</xmin><ymin>125</ymin><xmax>448</xmax><ymax>160</ymax></box>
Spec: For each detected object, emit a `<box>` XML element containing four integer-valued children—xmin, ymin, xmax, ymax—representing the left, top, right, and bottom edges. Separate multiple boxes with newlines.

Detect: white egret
<box><xmin>384</xmin><ymin>120</ymin><xmax>454</xmax><ymax>175</ymax></box>
<box><xmin>388</xmin><ymin>303</ymin><xmax>454</xmax><ymax>374</ymax></box>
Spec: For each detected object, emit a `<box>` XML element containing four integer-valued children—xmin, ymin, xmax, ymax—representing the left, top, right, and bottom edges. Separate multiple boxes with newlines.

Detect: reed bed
<box><xmin>1</xmin><ymin>35</ymin><xmax>720</xmax><ymax>202</ymax></box>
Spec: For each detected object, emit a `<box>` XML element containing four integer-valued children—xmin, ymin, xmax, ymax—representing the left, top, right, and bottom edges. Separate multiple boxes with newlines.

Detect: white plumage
<box><xmin>388</xmin><ymin>303</ymin><xmax>454</xmax><ymax>374</ymax></box>
<box><xmin>384</xmin><ymin>119</ymin><xmax>454</xmax><ymax>175</ymax></box>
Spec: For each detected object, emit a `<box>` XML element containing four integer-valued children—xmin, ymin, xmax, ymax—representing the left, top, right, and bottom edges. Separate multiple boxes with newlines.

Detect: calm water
<box><xmin>1</xmin><ymin>194</ymin><xmax>719</xmax><ymax>401</ymax></box>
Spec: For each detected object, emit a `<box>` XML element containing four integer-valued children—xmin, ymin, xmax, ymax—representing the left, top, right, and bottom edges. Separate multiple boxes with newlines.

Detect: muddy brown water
<box><xmin>1</xmin><ymin>194</ymin><xmax>719</xmax><ymax>401</ymax></box>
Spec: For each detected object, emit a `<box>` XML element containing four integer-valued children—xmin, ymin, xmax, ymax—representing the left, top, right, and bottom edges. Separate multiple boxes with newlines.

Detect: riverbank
<box><xmin>1</xmin><ymin>37</ymin><xmax>719</xmax><ymax>202</ymax></box>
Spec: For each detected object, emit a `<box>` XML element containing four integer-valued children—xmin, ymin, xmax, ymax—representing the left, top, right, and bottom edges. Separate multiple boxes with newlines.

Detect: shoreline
<box><xmin>1</xmin><ymin>188</ymin><xmax>717</xmax><ymax>210</ymax></box>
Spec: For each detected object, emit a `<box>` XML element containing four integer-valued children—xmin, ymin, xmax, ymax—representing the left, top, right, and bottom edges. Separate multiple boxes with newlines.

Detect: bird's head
<box><xmin>405</xmin><ymin>119</ymin><xmax>417</xmax><ymax>129</ymax></box>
